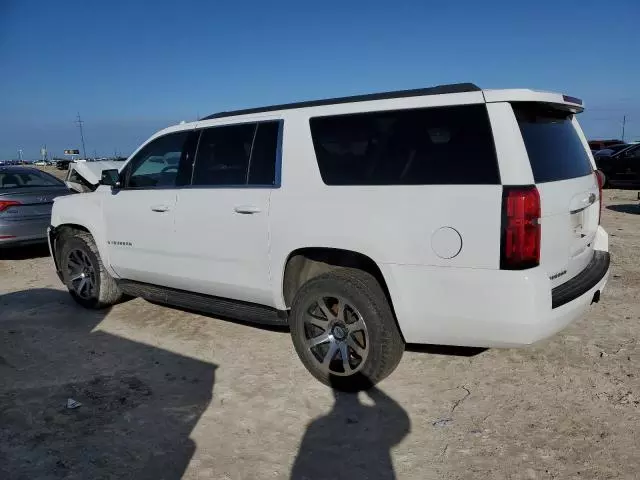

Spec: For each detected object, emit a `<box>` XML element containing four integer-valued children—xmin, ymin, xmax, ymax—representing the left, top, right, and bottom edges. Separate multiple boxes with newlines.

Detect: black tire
<box><xmin>58</xmin><ymin>231</ymin><xmax>123</xmax><ymax>309</ymax></box>
<box><xmin>289</xmin><ymin>268</ymin><xmax>404</xmax><ymax>392</ymax></box>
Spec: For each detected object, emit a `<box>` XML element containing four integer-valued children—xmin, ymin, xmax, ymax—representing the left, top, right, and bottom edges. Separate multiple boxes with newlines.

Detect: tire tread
<box><xmin>290</xmin><ymin>267</ymin><xmax>404</xmax><ymax>391</ymax></box>
<box><xmin>58</xmin><ymin>230</ymin><xmax>122</xmax><ymax>309</ymax></box>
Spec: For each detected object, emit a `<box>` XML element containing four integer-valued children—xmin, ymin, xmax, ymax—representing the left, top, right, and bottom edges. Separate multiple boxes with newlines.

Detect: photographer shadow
<box><xmin>291</xmin><ymin>380</ymin><xmax>410</xmax><ymax>480</ymax></box>
<box><xmin>0</xmin><ymin>288</ymin><xmax>216</xmax><ymax>480</ymax></box>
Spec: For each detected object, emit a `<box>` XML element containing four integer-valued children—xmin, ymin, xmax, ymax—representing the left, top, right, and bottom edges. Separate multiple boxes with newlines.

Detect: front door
<box><xmin>103</xmin><ymin>129</ymin><xmax>197</xmax><ymax>285</ymax></box>
<box><xmin>172</xmin><ymin>120</ymin><xmax>281</xmax><ymax>306</ymax></box>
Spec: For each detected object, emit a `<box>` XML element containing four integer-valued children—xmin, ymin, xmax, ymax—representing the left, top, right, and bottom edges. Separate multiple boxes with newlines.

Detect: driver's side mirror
<box><xmin>100</xmin><ymin>169</ymin><xmax>121</xmax><ymax>189</ymax></box>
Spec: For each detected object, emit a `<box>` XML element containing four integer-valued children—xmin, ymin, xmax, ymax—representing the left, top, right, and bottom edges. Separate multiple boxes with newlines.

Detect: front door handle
<box><xmin>234</xmin><ymin>205</ymin><xmax>261</xmax><ymax>214</ymax></box>
<box><xmin>150</xmin><ymin>205</ymin><xmax>170</xmax><ymax>212</ymax></box>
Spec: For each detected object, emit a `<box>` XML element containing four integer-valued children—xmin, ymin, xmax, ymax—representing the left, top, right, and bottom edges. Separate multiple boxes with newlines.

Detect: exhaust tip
<box><xmin>591</xmin><ymin>290</ymin><xmax>601</xmax><ymax>304</ymax></box>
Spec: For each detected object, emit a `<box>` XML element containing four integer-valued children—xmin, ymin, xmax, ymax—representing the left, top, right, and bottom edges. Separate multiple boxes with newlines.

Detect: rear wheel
<box><xmin>58</xmin><ymin>231</ymin><xmax>123</xmax><ymax>309</ymax></box>
<box><xmin>289</xmin><ymin>268</ymin><xmax>404</xmax><ymax>391</ymax></box>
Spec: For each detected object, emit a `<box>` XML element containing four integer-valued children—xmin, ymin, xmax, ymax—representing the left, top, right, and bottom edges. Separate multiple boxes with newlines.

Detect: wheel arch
<box><xmin>51</xmin><ymin>222</ymin><xmax>114</xmax><ymax>278</ymax></box>
<box><xmin>280</xmin><ymin>247</ymin><xmax>403</xmax><ymax>340</ymax></box>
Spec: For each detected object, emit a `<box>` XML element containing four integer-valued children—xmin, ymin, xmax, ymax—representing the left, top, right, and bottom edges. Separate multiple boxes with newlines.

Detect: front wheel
<box><xmin>58</xmin><ymin>231</ymin><xmax>123</xmax><ymax>309</ymax></box>
<box><xmin>289</xmin><ymin>268</ymin><xmax>404</xmax><ymax>391</ymax></box>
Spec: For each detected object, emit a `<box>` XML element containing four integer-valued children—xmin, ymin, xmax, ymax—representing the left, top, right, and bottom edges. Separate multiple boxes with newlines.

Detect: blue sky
<box><xmin>1</xmin><ymin>0</ymin><xmax>638</xmax><ymax>159</ymax></box>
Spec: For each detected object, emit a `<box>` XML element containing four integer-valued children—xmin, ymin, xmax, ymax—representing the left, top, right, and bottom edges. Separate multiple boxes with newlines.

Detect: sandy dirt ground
<box><xmin>1</xmin><ymin>187</ymin><xmax>639</xmax><ymax>480</ymax></box>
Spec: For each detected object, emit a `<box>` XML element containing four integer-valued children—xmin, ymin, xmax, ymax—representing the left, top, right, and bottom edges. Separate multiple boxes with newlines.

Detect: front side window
<box><xmin>310</xmin><ymin>105</ymin><xmax>500</xmax><ymax>185</ymax></box>
<box><xmin>125</xmin><ymin>131</ymin><xmax>196</xmax><ymax>189</ymax></box>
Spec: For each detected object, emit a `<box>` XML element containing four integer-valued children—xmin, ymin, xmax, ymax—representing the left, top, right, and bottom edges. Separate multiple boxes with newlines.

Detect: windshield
<box><xmin>0</xmin><ymin>170</ymin><xmax>65</xmax><ymax>189</ymax></box>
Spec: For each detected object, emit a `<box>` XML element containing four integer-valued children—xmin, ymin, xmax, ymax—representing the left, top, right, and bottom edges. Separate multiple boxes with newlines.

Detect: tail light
<box><xmin>594</xmin><ymin>169</ymin><xmax>605</xmax><ymax>225</ymax></box>
<box><xmin>0</xmin><ymin>200</ymin><xmax>21</xmax><ymax>212</ymax></box>
<box><xmin>501</xmin><ymin>186</ymin><xmax>541</xmax><ymax>270</ymax></box>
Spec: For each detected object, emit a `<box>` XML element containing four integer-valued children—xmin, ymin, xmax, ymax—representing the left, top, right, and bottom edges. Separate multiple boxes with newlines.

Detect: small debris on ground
<box><xmin>433</xmin><ymin>418</ymin><xmax>454</xmax><ymax>427</ymax></box>
<box><xmin>66</xmin><ymin>398</ymin><xmax>82</xmax><ymax>409</ymax></box>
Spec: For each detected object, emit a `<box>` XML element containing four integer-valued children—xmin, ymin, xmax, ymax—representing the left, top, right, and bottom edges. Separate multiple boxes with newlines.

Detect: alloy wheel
<box><xmin>66</xmin><ymin>249</ymin><xmax>97</xmax><ymax>300</ymax></box>
<box><xmin>303</xmin><ymin>295</ymin><xmax>370</xmax><ymax>376</ymax></box>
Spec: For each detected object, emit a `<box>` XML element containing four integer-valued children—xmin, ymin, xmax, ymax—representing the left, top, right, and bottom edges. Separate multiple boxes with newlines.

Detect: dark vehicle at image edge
<box><xmin>588</xmin><ymin>139</ymin><xmax>624</xmax><ymax>152</ymax></box>
<box><xmin>56</xmin><ymin>159</ymin><xmax>73</xmax><ymax>170</ymax></box>
<box><xmin>595</xmin><ymin>143</ymin><xmax>640</xmax><ymax>187</ymax></box>
<box><xmin>0</xmin><ymin>167</ymin><xmax>72</xmax><ymax>247</ymax></box>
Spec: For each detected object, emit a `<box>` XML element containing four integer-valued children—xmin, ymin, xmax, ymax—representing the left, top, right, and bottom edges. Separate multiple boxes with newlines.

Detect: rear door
<box><xmin>171</xmin><ymin>120</ymin><xmax>281</xmax><ymax>306</ymax></box>
<box><xmin>512</xmin><ymin>103</ymin><xmax>599</xmax><ymax>287</ymax></box>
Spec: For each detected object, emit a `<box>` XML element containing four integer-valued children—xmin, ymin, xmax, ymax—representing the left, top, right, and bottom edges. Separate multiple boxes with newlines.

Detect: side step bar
<box><xmin>116</xmin><ymin>280</ymin><xmax>288</xmax><ymax>326</ymax></box>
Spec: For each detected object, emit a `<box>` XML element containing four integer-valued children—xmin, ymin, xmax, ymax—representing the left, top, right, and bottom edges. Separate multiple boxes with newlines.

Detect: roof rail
<box><xmin>202</xmin><ymin>82</ymin><xmax>481</xmax><ymax>120</ymax></box>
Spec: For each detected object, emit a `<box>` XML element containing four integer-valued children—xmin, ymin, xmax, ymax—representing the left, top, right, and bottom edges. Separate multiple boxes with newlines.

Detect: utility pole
<box><xmin>621</xmin><ymin>115</ymin><xmax>626</xmax><ymax>142</ymax></box>
<box><xmin>75</xmin><ymin>113</ymin><xmax>87</xmax><ymax>159</ymax></box>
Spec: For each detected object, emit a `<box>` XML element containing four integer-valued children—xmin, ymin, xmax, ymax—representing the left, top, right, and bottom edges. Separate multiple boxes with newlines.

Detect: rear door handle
<box><xmin>234</xmin><ymin>205</ymin><xmax>261</xmax><ymax>214</ymax></box>
<box><xmin>150</xmin><ymin>205</ymin><xmax>170</xmax><ymax>212</ymax></box>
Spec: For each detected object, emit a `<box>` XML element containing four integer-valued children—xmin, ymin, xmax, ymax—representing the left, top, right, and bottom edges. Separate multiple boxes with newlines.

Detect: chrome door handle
<box><xmin>234</xmin><ymin>205</ymin><xmax>261</xmax><ymax>214</ymax></box>
<box><xmin>150</xmin><ymin>205</ymin><xmax>170</xmax><ymax>212</ymax></box>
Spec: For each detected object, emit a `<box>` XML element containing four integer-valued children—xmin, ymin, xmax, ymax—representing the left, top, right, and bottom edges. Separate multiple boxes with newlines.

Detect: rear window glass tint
<box><xmin>513</xmin><ymin>104</ymin><xmax>593</xmax><ymax>183</ymax></box>
<box><xmin>309</xmin><ymin>104</ymin><xmax>500</xmax><ymax>185</ymax></box>
<box><xmin>248</xmin><ymin>121</ymin><xmax>279</xmax><ymax>185</ymax></box>
<box><xmin>192</xmin><ymin>124</ymin><xmax>256</xmax><ymax>186</ymax></box>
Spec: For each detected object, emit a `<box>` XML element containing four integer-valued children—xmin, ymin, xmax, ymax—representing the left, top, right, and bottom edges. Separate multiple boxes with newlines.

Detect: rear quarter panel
<box><xmin>268</xmin><ymin>109</ymin><xmax>502</xmax><ymax>309</ymax></box>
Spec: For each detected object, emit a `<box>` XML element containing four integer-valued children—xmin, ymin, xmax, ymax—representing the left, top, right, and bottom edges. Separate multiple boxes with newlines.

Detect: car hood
<box><xmin>66</xmin><ymin>160</ymin><xmax>124</xmax><ymax>188</ymax></box>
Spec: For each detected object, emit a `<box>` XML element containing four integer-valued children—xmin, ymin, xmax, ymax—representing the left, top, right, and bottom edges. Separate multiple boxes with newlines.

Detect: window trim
<box><xmin>185</xmin><ymin>119</ymin><xmax>284</xmax><ymax>190</ymax></box>
<box><xmin>120</xmin><ymin>129</ymin><xmax>197</xmax><ymax>191</ymax></box>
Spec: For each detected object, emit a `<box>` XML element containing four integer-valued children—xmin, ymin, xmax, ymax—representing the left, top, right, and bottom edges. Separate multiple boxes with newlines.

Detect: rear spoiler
<box><xmin>483</xmin><ymin>89</ymin><xmax>584</xmax><ymax>113</ymax></box>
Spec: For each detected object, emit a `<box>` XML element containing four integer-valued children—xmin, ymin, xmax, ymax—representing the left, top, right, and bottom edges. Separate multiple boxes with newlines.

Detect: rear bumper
<box><xmin>383</xmin><ymin>227</ymin><xmax>610</xmax><ymax>348</ymax></box>
<box><xmin>552</xmin><ymin>251</ymin><xmax>610</xmax><ymax>308</ymax></box>
<box><xmin>0</xmin><ymin>217</ymin><xmax>49</xmax><ymax>247</ymax></box>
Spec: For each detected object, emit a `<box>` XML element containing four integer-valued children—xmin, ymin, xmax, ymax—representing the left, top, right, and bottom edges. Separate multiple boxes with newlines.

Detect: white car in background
<box><xmin>47</xmin><ymin>83</ymin><xmax>610</xmax><ymax>391</ymax></box>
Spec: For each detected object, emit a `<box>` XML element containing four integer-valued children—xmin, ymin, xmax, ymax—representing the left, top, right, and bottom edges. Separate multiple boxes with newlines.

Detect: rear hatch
<box><xmin>513</xmin><ymin>103</ymin><xmax>599</xmax><ymax>288</ymax></box>
<box><xmin>0</xmin><ymin>187</ymin><xmax>71</xmax><ymax>220</ymax></box>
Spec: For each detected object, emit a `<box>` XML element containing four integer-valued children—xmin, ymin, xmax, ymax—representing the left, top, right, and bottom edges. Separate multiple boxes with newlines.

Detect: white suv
<box><xmin>48</xmin><ymin>83</ymin><xmax>610</xmax><ymax>391</ymax></box>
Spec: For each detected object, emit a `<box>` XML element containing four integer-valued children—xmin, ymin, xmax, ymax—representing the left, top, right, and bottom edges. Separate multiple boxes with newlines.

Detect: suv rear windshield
<box><xmin>309</xmin><ymin>104</ymin><xmax>500</xmax><ymax>185</ymax></box>
<box><xmin>513</xmin><ymin>104</ymin><xmax>593</xmax><ymax>183</ymax></box>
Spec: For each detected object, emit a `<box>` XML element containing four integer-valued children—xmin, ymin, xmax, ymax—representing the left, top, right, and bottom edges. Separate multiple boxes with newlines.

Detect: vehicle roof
<box><xmin>202</xmin><ymin>82</ymin><xmax>482</xmax><ymax>120</ymax></box>
<box><xmin>152</xmin><ymin>83</ymin><xmax>584</xmax><ymax>140</ymax></box>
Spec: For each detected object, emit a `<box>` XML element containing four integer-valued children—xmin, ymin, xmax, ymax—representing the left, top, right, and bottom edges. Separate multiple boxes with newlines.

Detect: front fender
<box><xmin>50</xmin><ymin>191</ymin><xmax>117</xmax><ymax>278</ymax></box>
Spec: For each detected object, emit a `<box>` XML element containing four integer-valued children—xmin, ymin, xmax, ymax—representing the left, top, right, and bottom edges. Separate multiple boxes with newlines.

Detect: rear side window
<box><xmin>191</xmin><ymin>121</ymin><xmax>280</xmax><ymax>186</ymax></box>
<box><xmin>248</xmin><ymin>121</ymin><xmax>280</xmax><ymax>185</ymax></box>
<box><xmin>513</xmin><ymin>104</ymin><xmax>593</xmax><ymax>183</ymax></box>
<box><xmin>192</xmin><ymin>124</ymin><xmax>255</xmax><ymax>186</ymax></box>
<box><xmin>309</xmin><ymin>104</ymin><xmax>500</xmax><ymax>185</ymax></box>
